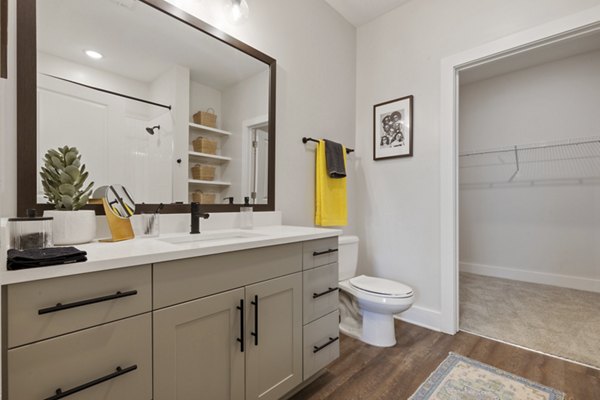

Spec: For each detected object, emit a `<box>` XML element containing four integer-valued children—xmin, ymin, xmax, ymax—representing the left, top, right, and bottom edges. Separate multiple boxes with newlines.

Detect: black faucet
<box><xmin>190</xmin><ymin>202</ymin><xmax>210</xmax><ymax>234</ymax></box>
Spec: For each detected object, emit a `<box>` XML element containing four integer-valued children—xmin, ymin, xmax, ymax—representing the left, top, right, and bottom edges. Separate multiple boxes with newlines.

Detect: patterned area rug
<box><xmin>409</xmin><ymin>353</ymin><xmax>565</xmax><ymax>400</ymax></box>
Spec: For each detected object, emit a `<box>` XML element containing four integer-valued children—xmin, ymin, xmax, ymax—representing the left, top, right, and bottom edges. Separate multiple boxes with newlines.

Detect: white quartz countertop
<box><xmin>0</xmin><ymin>225</ymin><xmax>341</xmax><ymax>285</ymax></box>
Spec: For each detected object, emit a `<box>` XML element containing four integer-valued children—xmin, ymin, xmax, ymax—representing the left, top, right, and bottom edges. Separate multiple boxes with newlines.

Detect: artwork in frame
<box><xmin>373</xmin><ymin>95</ymin><xmax>413</xmax><ymax>160</ymax></box>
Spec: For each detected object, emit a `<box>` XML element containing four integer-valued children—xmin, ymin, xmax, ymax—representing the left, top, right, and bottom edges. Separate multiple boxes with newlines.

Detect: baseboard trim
<box><xmin>395</xmin><ymin>305</ymin><xmax>442</xmax><ymax>332</ymax></box>
<box><xmin>460</xmin><ymin>262</ymin><xmax>600</xmax><ymax>293</ymax></box>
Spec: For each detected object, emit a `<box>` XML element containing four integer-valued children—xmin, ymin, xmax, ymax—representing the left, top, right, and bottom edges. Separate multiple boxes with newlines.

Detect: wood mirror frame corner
<box><xmin>16</xmin><ymin>0</ymin><xmax>276</xmax><ymax>216</ymax></box>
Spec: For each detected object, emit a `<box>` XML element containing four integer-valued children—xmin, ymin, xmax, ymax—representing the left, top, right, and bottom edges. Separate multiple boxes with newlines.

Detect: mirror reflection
<box><xmin>36</xmin><ymin>0</ymin><xmax>270</xmax><ymax>206</ymax></box>
<box><xmin>93</xmin><ymin>185</ymin><xmax>136</xmax><ymax>219</ymax></box>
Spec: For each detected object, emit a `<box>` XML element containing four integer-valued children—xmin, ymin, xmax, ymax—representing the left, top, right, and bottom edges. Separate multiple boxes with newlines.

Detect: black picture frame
<box><xmin>373</xmin><ymin>95</ymin><xmax>414</xmax><ymax>160</ymax></box>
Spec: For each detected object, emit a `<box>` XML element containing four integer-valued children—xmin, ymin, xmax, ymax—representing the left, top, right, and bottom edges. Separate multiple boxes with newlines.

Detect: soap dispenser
<box><xmin>240</xmin><ymin>197</ymin><xmax>253</xmax><ymax>230</ymax></box>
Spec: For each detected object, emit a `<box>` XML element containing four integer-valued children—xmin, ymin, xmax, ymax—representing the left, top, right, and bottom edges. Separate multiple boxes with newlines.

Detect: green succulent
<box><xmin>40</xmin><ymin>146</ymin><xmax>94</xmax><ymax>211</ymax></box>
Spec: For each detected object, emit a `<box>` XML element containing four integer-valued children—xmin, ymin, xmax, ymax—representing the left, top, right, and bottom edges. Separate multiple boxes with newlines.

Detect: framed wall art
<box><xmin>373</xmin><ymin>95</ymin><xmax>413</xmax><ymax>160</ymax></box>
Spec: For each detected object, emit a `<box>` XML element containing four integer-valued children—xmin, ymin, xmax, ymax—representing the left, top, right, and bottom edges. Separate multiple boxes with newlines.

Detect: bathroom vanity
<box><xmin>0</xmin><ymin>226</ymin><xmax>341</xmax><ymax>400</ymax></box>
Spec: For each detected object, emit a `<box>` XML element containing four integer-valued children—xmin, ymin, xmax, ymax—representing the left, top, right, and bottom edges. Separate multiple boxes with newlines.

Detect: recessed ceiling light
<box><xmin>84</xmin><ymin>50</ymin><xmax>103</xmax><ymax>60</ymax></box>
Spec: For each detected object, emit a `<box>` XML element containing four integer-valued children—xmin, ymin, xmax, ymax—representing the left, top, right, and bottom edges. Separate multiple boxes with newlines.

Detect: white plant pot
<box><xmin>43</xmin><ymin>210</ymin><xmax>97</xmax><ymax>246</ymax></box>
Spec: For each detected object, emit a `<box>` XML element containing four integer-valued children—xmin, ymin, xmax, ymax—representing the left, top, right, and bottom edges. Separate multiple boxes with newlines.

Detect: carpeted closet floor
<box><xmin>460</xmin><ymin>272</ymin><xmax>600</xmax><ymax>368</ymax></box>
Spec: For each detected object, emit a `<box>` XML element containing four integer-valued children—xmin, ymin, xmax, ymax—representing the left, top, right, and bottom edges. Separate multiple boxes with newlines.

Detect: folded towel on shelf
<box><xmin>7</xmin><ymin>247</ymin><xmax>87</xmax><ymax>270</ymax></box>
<box><xmin>324</xmin><ymin>139</ymin><xmax>346</xmax><ymax>178</ymax></box>
<box><xmin>315</xmin><ymin>140</ymin><xmax>347</xmax><ymax>226</ymax></box>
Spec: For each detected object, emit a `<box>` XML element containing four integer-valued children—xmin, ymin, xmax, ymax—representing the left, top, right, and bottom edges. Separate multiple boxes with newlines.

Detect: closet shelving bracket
<box><xmin>459</xmin><ymin>137</ymin><xmax>600</xmax><ymax>185</ymax></box>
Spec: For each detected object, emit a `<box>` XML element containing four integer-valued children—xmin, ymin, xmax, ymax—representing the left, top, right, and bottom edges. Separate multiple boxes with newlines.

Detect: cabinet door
<box><xmin>245</xmin><ymin>272</ymin><xmax>302</xmax><ymax>400</ymax></box>
<box><xmin>153</xmin><ymin>288</ymin><xmax>245</xmax><ymax>400</ymax></box>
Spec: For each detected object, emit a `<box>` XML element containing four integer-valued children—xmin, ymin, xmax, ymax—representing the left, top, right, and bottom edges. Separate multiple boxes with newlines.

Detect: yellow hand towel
<box><xmin>315</xmin><ymin>140</ymin><xmax>347</xmax><ymax>226</ymax></box>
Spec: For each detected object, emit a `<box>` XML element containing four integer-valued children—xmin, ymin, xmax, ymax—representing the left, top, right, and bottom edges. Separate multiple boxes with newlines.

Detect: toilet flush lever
<box><xmin>312</xmin><ymin>248</ymin><xmax>338</xmax><ymax>257</ymax></box>
<box><xmin>313</xmin><ymin>287</ymin><xmax>339</xmax><ymax>299</ymax></box>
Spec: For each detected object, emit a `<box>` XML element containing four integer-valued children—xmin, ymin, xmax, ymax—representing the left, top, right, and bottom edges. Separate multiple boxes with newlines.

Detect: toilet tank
<box><xmin>338</xmin><ymin>235</ymin><xmax>359</xmax><ymax>281</ymax></box>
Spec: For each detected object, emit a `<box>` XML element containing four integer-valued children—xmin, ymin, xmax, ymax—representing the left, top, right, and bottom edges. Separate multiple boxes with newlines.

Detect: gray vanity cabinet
<box><xmin>2</xmin><ymin>239</ymin><xmax>339</xmax><ymax>400</ymax></box>
<box><xmin>245</xmin><ymin>273</ymin><xmax>302</xmax><ymax>400</ymax></box>
<box><xmin>153</xmin><ymin>273</ymin><xmax>302</xmax><ymax>400</ymax></box>
<box><xmin>152</xmin><ymin>244</ymin><xmax>304</xmax><ymax>400</ymax></box>
<box><xmin>153</xmin><ymin>288</ymin><xmax>246</xmax><ymax>400</ymax></box>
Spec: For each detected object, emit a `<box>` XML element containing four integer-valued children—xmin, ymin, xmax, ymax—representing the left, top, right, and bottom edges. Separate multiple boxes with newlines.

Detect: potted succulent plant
<box><xmin>41</xmin><ymin>146</ymin><xmax>96</xmax><ymax>245</ymax></box>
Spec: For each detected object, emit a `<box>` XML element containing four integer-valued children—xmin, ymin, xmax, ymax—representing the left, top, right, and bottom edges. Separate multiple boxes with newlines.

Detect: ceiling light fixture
<box><xmin>225</xmin><ymin>0</ymin><xmax>249</xmax><ymax>24</ymax></box>
<box><xmin>84</xmin><ymin>50</ymin><xmax>103</xmax><ymax>60</ymax></box>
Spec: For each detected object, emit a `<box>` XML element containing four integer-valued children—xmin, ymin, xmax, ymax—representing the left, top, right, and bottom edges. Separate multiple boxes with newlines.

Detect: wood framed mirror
<box><xmin>16</xmin><ymin>0</ymin><xmax>276</xmax><ymax>216</ymax></box>
<box><xmin>1</xmin><ymin>0</ymin><xmax>6</xmax><ymax>78</ymax></box>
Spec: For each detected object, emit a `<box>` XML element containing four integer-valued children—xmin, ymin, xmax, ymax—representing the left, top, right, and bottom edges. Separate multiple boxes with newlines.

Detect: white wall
<box><xmin>37</xmin><ymin>52</ymin><xmax>150</xmax><ymax>100</ymax></box>
<box><xmin>355</xmin><ymin>0</ymin><xmax>600</xmax><ymax>326</ymax></box>
<box><xmin>165</xmin><ymin>0</ymin><xmax>357</xmax><ymax>230</ymax></box>
<box><xmin>459</xmin><ymin>49</ymin><xmax>600</xmax><ymax>291</ymax></box>
<box><xmin>221</xmin><ymin>70</ymin><xmax>269</xmax><ymax>202</ymax></box>
<box><xmin>189</xmin><ymin>81</ymin><xmax>222</xmax><ymax>129</ymax></box>
<box><xmin>150</xmin><ymin>65</ymin><xmax>189</xmax><ymax>203</ymax></box>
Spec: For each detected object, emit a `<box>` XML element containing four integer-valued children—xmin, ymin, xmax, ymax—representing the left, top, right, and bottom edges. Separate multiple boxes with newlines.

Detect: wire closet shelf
<box><xmin>459</xmin><ymin>136</ymin><xmax>600</xmax><ymax>187</ymax></box>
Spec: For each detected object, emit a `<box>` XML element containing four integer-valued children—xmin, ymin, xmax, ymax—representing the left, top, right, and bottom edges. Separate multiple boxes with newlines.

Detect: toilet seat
<box><xmin>349</xmin><ymin>275</ymin><xmax>413</xmax><ymax>298</ymax></box>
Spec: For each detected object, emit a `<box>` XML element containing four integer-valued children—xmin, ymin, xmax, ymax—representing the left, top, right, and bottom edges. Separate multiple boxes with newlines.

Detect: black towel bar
<box><xmin>302</xmin><ymin>137</ymin><xmax>354</xmax><ymax>153</ymax></box>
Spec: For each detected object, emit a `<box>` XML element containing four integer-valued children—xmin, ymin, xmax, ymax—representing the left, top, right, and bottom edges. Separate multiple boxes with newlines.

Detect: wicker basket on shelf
<box><xmin>192</xmin><ymin>191</ymin><xmax>216</xmax><ymax>204</ymax></box>
<box><xmin>191</xmin><ymin>164</ymin><xmax>216</xmax><ymax>181</ymax></box>
<box><xmin>193</xmin><ymin>108</ymin><xmax>217</xmax><ymax>128</ymax></box>
<box><xmin>192</xmin><ymin>137</ymin><xmax>218</xmax><ymax>155</ymax></box>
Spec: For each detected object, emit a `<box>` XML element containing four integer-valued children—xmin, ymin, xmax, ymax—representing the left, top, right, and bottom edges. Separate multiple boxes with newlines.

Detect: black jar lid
<box><xmin>8</xmin><ymin>208</ymin><xmax>53</xmax><ymax>222</ymax></box>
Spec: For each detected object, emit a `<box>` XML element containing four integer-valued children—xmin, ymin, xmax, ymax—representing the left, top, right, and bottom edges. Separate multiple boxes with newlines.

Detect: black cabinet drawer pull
<box><xmin>312</xmin><ymin>248</ymin><xmax>338</xmax><ymax>257</ymax></box>
<box><xmin>236</xmin><ymin>299</ymin><xmax>245</xmax><ymax>352</ymax></box>
<box><xmin>313</xmin><ymin>287</ymin><xmax>339</xmax><ymax>299</ymax></box>
<box><xmin>38</xmin><ymin>290</ymin><xmax>138</xmax><ymax>315</ymax></box>
<box><xmin>313</xmin><ymin>337</ymin><xmax>339</xmax><ymax>353</ymax></box>
<box><xmin>250</xmin><ymin>295</ymin><xmax>258</xmax><ymax>346</ymax></box>
<box><xmin>44</xmin><ymin>365</ymin><xmax>137</xmax><ymax>400</ymax></box>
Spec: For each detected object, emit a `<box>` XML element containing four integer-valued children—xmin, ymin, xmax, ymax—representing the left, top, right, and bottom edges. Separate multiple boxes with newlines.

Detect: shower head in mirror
<box><xmin>146</xmin><ymin>125</ymin><xmax>160</xmax><ymax>135</ymax></box>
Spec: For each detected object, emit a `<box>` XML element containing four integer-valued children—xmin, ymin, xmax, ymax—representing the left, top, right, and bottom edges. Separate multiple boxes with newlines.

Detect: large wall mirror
<box><xmin>17</xmin><ymin>0</ymin><xmax>276</xmax><ymax>215</ymax></box>
<box><xmin>1</xmin><ymin>0</ymin><xmax>6</xmax><ymax>78</ymax></box>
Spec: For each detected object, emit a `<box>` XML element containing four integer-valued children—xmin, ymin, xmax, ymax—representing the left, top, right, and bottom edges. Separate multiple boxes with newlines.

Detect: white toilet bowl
<box><xmin>338</xmin><ymin>236</ymin><xmax>415</xmax><ymax>347</ymax></box>
<box><xmin>339</xmin><ymin>275</ymin><xmax>414</xmax><ymax>347</ymax></box>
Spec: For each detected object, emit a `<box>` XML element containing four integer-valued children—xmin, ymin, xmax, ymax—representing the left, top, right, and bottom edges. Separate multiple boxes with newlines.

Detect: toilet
<box><xmin>338</xmin><ymin>235</ymin><xmax>414</xmax><ymax>347</ymax></box>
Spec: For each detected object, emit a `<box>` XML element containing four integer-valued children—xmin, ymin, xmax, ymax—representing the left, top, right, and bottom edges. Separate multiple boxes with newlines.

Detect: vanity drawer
<box><xmin>6</xmin><ymin>265</ymin><xmax>151</xmax><ymax>348</ymax></box>
<box><xmin>7</xmin><ymin>313</ymin><xmax>152</xmax><ymax>400</ymax></box>
<box><xmin>303</xmin><ymin>310</ymin><xmax>340</xmax><ymax>379</ymax></box>
<box><xmin>303</xmin><ymin>263</ymin><xmax>339</xmax><ymax>324</ymax></box>
<box><xmin>153</xmin><ymin>243</ymin><xmax>302</xmax><ymax>308</ymax></box>
<box><xmin>303</xmin><ymin>237</ymin><xmax>338</xmax><ymax>270</ymax></box>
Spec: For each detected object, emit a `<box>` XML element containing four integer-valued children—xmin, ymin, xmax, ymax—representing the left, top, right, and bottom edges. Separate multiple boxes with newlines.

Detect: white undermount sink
<box><xmin>159</xmin><ymin>230</ymin><xmax>266</xmax><ymax>245</ymax></box>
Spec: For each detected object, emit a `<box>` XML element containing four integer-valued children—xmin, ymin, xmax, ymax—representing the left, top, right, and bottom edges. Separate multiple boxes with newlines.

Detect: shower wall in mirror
<box><xmin>35</xmin><ymin>0</ymin><xmax>271</xmax><ymax>207</ymax></box>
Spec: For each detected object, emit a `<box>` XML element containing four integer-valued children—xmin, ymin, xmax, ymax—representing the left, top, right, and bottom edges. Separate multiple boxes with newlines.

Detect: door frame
<box><xmin>439</xmin><ymin>5</ymin><xmax>600</xmax><ymax>334</ymax></box>
<box><xmin>241</xmin><ymin>115</ymin><xmax>269</xmax><ymax>203</ymax></box>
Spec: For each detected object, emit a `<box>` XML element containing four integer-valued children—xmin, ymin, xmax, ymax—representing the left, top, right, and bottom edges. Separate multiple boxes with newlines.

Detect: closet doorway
<box><xmin>456</xmin><ymin>31</ymin><xmax>600</xmax><ymax>368</ymax></box>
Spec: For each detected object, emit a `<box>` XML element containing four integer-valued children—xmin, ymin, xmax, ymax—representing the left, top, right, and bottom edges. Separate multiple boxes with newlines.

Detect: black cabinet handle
<box><xmin>38</xmin><ymin>290</ymin><xmax>138</xmax><ymax>315</ymax></box>
<box><xmin>236</xmin><ymin>299</ymin><xmax>245</xmax><ymax>353</ymax></box>
<box><xmin>44</xmin><ymin>365</ymin><xmax>137</xmax><ymax>400</ymax></box>
<box><xmin>313</xmin><ymin>337</ymin><xmax>339</xmax><ymax>354</ymax></box>
<box><xmin>250</xmin><ymin>295</ymin><xmax>258</xmax><ymax>346</ymax></box>
<box><xmin>312</xmin><ymin>248</ymin><xmax>338</xmax><ymax>257</ymax></box>
<box><xmin>313</xmin><ymin>287</ymin><xmax>339</xmax><ymax>299</ymax></box>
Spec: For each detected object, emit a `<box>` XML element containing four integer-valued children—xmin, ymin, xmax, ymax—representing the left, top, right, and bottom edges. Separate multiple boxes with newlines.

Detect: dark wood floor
<box><xmin>290</xmin><ymin>320</ymin><xmax>600</xmax><ymax>400</ymax></box>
